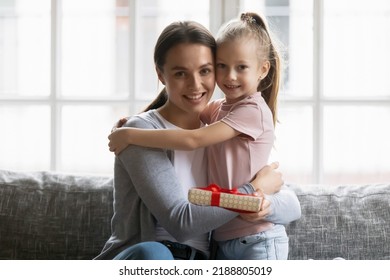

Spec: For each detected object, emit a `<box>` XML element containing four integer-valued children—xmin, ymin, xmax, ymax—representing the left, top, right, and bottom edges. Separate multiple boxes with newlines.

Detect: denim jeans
<box><xmin>216</xmin><ymin>224</ymin><xmax>289</xmax><ymax>260</ymax></box>
<box><xmin>113</xmin><ymin>241</ymin><xmax>174</xmax><ymax>260</ymax></box>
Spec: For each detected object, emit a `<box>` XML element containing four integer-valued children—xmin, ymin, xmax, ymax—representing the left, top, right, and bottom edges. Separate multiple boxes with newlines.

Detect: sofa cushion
<box><xmin>1</xmin><ymin>169</ymin><xmax>389</xmax><ymax>260</ymax></box>
<box><xmin>286</xmin><ymin>184</ymin><xmax>390</xmax><ymax>260</ymax></box>
<box><xmin>0</xmin><ymin>170</ymin><xmax>113</xmax><ymax>260</ymax></box>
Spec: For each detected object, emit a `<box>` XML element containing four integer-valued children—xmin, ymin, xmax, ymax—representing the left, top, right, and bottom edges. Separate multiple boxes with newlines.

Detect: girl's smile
<box><xmin>216</xmin><ymin>37</ymin><xmax>269</xmax><ymax>104</ymax></box>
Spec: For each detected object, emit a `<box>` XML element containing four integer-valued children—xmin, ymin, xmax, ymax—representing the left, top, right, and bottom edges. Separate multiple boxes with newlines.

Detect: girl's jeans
<box><xmin>114</xmin><ymin>241</ymin><xmax>174</xmax><ymax>260</ymax></box>
<box><xmin>216</xmin><ymin>224</ymin><xmax>289</xmax><ymax>260</ymax></box>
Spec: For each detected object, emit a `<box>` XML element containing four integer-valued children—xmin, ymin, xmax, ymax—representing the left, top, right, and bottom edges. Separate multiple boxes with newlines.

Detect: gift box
<box><xmin>188</xmin><ymin>184</ymin><xmax>263</xmax><ymax>213</ymax></box>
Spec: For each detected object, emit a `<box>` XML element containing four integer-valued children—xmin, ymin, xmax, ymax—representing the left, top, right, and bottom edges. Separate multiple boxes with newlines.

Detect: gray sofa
<box><xmin>0</xmin><ymin>169</ymin><xmax>389</xmax><ymax>260</ymax></box>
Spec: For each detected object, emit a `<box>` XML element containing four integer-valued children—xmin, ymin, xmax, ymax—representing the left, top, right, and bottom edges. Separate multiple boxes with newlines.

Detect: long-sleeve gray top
<box><xmin>95</xmin><ymin>110</ymin><xmax>301</xmax><ymax>259</ymax></box>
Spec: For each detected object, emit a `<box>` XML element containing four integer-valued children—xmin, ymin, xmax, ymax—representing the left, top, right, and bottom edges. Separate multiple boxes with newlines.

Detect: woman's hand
<box><xmin>108</xmin><ymin>128</ymin><xmax>132</xmax><ymax>156</ymax></box>
<box><xmin>251</xmin><ymin>162</ymin><xmax>283</xmax><ymax>195</ymax></box>
<box><xmin>240</xmin><ymin>199</ymin><xmax>270</xmax><ymax>222</ymax></box>
<box><xmin>111</xmin><ymin>117</ymin><xmax>129</xmax><ymax>133</ymax></box>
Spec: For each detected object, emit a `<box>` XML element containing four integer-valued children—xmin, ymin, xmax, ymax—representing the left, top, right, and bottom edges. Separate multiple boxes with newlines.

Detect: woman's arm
<box><xmin>240</xmin><ymin>185</ymin><xmax>301</xmax><ymax>224</ymax></box>
<box><xmin>121</xmin><ymin>144</ymin><xmax>285</xmax><ymax>241</ymax></box>
<box><xmin>109</xmin><ymin>121</ymin><xmax>240</xmax><ymax>155</ymax></box>
<box><xmin>117</xmin><ymin>117</ymin><xmax>251</xmax><ymax>242</ymax></box>
<box><xmin>264</xmin><ymin>186</ymin><xmax>302</xmax><ymax>224</ymax></box>
<box><xmin>116</xmin><ymin>116</ymin><xmax>283</xmax><ymax>241</ymax></box>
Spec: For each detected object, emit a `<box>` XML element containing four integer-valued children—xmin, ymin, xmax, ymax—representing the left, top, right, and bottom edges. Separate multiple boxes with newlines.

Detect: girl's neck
<box><xmin>157</xmin><ymin>104</ymin><xmax>201</xmax><ymax>130</ymax></box>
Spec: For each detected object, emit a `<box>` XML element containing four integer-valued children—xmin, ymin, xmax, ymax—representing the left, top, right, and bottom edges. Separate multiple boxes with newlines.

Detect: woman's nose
<box><xmin>188</xmin><ymin>74</ymin><xmax>201</xmax><ymax>91</ymax></box>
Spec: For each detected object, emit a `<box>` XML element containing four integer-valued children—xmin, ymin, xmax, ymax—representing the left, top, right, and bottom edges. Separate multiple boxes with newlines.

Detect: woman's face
<box><xmin>157</xmin><ymin>43</ymin><xmax>215</xmax><ymax>120</ymax></box>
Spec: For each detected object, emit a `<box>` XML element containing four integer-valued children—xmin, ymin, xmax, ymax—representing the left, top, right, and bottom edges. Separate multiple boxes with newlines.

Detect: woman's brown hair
<box><xmin>143</xmin><ymin>21</ymin><xmax>216</xmax><ymax>112</ymax></box>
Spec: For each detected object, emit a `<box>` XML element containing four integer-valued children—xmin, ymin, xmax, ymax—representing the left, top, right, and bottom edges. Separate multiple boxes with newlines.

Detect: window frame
<box><xmin>1</xmin><ymin>0</ymin><xmax>390</xmax><ymax>183</ymax></box>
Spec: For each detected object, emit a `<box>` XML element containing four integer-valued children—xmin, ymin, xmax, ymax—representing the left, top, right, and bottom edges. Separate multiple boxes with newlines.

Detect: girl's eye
<box><xmin>238</xmin><ymin>65</ymin><xmax>248</xmax><ymax>71</ymax></box>
<box><xmin>216</xmin><ymin>63</ymin><xmax>226</xmax><ymax>69</ymax></box>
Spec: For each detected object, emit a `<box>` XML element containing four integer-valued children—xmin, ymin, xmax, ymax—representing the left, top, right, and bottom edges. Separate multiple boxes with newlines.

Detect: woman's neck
<box><xmin>157</xmin><ymin>104</ymin><xmax>201</xmax><ymax>130</ymax></box>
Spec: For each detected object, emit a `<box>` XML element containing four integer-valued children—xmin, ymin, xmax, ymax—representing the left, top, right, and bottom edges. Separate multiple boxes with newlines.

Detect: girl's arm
<box><xmin>108</xmin><ymin>121</ymin><xmax>240</xmax><ymax>155</ymax></box>
<box><xmin>111</xmin><ymin>116</ymin><xmax>129</xmax><ymax>133</ymax></box>
<box><xmin>117</xmin><ymin>117</ymin><xmax>238</xmax><ymax>241</ymax></box>
<box><xmin>116</xmin><ymin>117</ymin><xmax>281</xmax><ymax>241</ymax></box>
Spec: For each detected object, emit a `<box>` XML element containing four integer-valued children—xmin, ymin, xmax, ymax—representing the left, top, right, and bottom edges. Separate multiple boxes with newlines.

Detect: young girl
<box><xmin>108</xmin><ymin>13</ymin><xmax>296</xmax><ymax>260</ymax></box>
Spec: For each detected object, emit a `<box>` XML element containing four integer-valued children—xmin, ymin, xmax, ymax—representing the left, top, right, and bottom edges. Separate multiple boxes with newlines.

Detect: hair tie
<box><xmin>241</xmin><ymin>13</ymin><xmax>256</xmax><ymax>25</ymax></box>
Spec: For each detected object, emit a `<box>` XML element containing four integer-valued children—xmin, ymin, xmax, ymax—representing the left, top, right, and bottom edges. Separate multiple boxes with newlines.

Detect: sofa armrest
<box><xmin>286</xmin><ymin>183</ymin><xmax>390</xmax><ymax>260</ymax></box>
<box><xmin>0</xmin><ymin>170</ymin><xmax>113</xmax><ymax>260</ymax></box>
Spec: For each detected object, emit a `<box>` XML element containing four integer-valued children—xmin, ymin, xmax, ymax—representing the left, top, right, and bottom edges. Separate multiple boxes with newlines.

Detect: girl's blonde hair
<box><xmin>216</xmin><ymin>12</ymin><xmax>281</xmax><ymax>125</ymax></box>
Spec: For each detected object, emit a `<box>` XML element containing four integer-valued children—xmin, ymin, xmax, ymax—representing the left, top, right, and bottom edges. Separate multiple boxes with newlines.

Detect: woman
<box><xmin>95</xmin><ymin>20</ymin><xmax>300</xmax><ymax>260</ymax></box>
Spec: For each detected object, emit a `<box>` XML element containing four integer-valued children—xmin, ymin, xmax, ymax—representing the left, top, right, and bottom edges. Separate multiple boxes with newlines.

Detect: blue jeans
<box><xmin>114</xmin><ymin>241</ymin><xmax>174</xmax><ymax>260</ymax></box>
<box><xmin>216</xmin><ymin>225</ymin><xmax>289</xmax><ymax>260</ymax></box>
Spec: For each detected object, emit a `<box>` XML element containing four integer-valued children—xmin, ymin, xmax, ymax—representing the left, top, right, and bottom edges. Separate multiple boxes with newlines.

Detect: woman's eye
<box><xmin>216</xmin><ymin>63</ymin><xmax>225</xmax><ymax>69</ymax></box>
<box><xmin>200</xmin><ymin>68</ymin><xmax>212</xmax><ymax>75</ymax></box>
<box><xmin>174</xmin><ymin>71</ymin><xmax>185</xmax><ymax>77</ymax></box>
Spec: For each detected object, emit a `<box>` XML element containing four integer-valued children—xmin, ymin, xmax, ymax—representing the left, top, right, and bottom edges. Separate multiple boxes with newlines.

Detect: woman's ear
<box><xmin>156</xmin><ymin>67</ymin><xmax>166</xmax><ymax>85</ymax></box>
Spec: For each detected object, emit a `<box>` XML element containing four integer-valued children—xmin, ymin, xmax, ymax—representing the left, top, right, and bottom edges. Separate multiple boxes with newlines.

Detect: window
<box><xmin>0</xmin><ymin>0</ymin><xmax>130</xmax><ymax>174</ymax></box>
<box><xmin>1</xmin><ymin>0</ymin><xmax>390</xmax><ymax>184</ymax></box>
<box><xmin>241</xmin><ymin>0</ymin><xmax>390</xmax><ymax>184</ymax></box>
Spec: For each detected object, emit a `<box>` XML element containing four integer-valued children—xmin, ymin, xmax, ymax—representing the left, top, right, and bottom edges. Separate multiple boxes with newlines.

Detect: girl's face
<box><xmin>157</xmin><ymin>43</ymin><xmax>215</xmax><ymax>126</ymax></box>
<box><xmin>216</xmin><ymin>38</ymin><xmax>269</xmax><ymax>104</ymax></box>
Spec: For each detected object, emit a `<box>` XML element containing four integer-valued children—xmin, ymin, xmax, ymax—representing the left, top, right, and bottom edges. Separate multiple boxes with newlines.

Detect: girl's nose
<box><xmin>227</xmin><ymin>69</ymin><xmax>237</xmax><ymax>81</ymax></box>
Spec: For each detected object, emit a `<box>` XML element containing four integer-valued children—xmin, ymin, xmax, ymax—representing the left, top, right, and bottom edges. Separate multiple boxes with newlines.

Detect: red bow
<box><xmin>200</xmin><ymin>184</ymin><xmax>254</xmax><ymax>207</ymax></box>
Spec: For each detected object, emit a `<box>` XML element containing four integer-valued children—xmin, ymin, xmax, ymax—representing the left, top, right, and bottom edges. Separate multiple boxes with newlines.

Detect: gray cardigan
<box><xmin>95</xmin><ymin>110</ymin><xmax>301</xmax><ymax>259</ymax></box>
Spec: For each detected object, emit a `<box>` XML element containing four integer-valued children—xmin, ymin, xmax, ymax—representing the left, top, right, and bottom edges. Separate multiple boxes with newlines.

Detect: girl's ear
<box><xmin>156</xmin><ymin>67</ymin><xmax>166</xmax><ymax>85</ymax></box>
<box><xmin>259</xmin><ymin>60</ymin><xmax>271</xmax><ymax>80</ymax></box>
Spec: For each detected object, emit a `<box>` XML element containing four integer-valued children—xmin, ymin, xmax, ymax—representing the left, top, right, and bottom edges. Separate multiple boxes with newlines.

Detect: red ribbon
<box><xmin>199</xmin><ymin>184</ymin><xmax>253</xmax><ymax>207</ymax></box>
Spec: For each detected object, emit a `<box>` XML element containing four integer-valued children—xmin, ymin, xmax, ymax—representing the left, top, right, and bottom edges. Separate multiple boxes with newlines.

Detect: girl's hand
<box><xmin>240</xmin><ymin>199</ymin><xmax>270</xmax><ymax>222</ymax></box>
<box><xmin>251</xmin><ymin>162</ymin><xmax>283</xmax><ymax>195</ymax></box>
<box><xmin>108</xmin><ymin>128</ymin><xmax>132</xmax><ymax>156</ymax></box>
<box><xmin>111</xmin><ymin>117</ymin><xmax>129</xmax><ymax>133</ymax></box>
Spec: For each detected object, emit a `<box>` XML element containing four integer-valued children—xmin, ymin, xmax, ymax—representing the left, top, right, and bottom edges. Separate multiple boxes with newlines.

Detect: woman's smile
<box><xmin>183</xmin><ymin>92</ymin><xmax>207</xmax><ymax>103</ymax></box>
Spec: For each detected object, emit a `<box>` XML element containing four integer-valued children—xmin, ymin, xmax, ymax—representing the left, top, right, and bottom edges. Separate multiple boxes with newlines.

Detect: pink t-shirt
<box><xmin>201</xmin><ymin>92</ymin><xmax>275</xmax><ymax>241</ymax></box>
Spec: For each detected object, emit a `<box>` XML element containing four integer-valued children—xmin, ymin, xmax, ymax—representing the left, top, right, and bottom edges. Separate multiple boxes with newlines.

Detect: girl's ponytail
<box><xmin>240</xmin><ymin>12</ymin><xmax>282</xmax><ymax>126</ymax></box>
<box><xmin>257</xmin><ymin>39</ymin><xmax>281</xmax><ymax>126</ymax></box>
